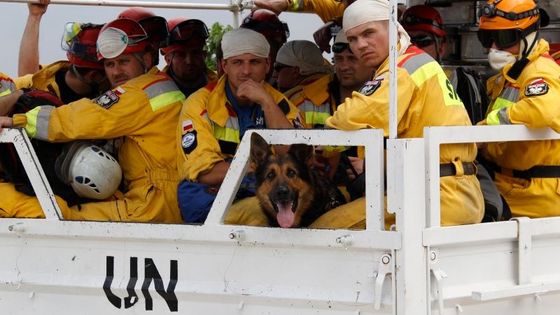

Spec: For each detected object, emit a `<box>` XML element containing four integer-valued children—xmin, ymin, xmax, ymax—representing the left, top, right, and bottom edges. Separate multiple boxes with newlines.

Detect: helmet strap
<box><xmin>133</xmin><ymin>52</ymin><xmax>149</xmax><ymax>73</ymax></box>
<box><xmin>506</xmin><ymin>26</ymin><xmax>539</xmax><ymax>80</ymax></box>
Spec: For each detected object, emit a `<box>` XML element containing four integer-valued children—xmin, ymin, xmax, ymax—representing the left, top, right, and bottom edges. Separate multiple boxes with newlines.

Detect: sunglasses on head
<box><xmin>332</xmin><ymin>42</ymin><xmax>350</xmax><ymax>54</ymax></box>
<box><xmin>410</xmin><ymin>35</ymin><xmax>436</xmax><ymax>48</ymax></box>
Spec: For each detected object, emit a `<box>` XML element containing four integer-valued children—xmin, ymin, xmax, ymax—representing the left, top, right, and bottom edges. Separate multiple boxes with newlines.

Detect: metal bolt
<box><xmin>430</xmin><ymin>251</ymin><xmax>437</xmax><ymax>261</ymax></box>
<box><xmin>455</xmin><ymin>304</ymin><xmax>463</xmax><ymax>313</ymax></box>
<box><xmin>8</xmin><ymin>224</ymin><xmax>24</xmax><ymax>233</ymax></box>
<box><xmin>381</xmin><ymin>255</ymin><xmax>391</xmax><ymax>264</ymax></box>
<box><xmin>229</xmin><ymin>230</ymin><xmax>245</xmax><ymax>241</ymax></box>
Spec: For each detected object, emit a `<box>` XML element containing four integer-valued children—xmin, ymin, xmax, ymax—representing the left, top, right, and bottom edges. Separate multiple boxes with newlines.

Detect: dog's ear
<box><xmin>250</xmin><ymin>133</ymin><xmax>272</xmax><ymax>165</ymax></box>
<box><xmin>288</xmin><ymin>143</ymin><xmax>314</xmax><ymax>166</ymax></box>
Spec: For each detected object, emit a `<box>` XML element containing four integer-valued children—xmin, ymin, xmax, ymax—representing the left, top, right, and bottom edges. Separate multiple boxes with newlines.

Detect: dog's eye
<box><xmin>286</xmin><ymin>169</ymin><xmax>296</xmax><ymax>178</ymax></box>
<box><xmin>266</xmin><ymin>171</ymin><xmax>276</xmax><ymax>180</ymax></box>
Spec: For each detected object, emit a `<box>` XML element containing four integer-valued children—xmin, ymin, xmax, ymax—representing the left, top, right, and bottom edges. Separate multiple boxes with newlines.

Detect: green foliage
<box><xmin>205</xmin><ymin>22</ymin><xmax>233</xmax><ymax>71</ymax></box>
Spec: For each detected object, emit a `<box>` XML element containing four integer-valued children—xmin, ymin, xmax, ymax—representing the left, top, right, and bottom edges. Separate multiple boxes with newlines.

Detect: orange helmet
<box><xmin>477</xmin><ymin>0</ymin><xmax>540</xmax><ymax>49</ymax></box>
<box><xmin>62</xmin><ymin>23</ymin><xmax>104</xmax><ymax>70</ymax></box>
<box><xmin>161</xmin><ymin>17</ymin><xmax>209</xmax><ymax>55</ymax></box>
<box><xmin>96</xmin><ymin>18</ymin><xmax>150</xmax><ymax>60</ymax></box>
<box><xmin>401</xmin><ymin>5</ymin><xmax>446</xmax><ymax>38</ymax></box>
<box><xmin>118</xmin><ymin>7</ymin><xmax>168</xmax><ymax>48</ymax></box>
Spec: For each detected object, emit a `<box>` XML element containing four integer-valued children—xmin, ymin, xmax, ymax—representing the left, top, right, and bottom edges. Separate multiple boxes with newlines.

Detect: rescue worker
<box><xmin>311</xmin><ymin>0</ymin><xmax>484</xmax><ymax>229</ymax></box>
<box><xmin>176</xmin><ymin>28</ymin><xmax>302</xmax><ymax>224</ymax></box>
<box><xmin>401</xmin><ymin>5</ymin><xmax>490</xmax><ymax>124</ymax></box>
<box><xmin>117</xmin><ymin>7</ymin><xmax>169</xmax><ymax>67</ymax></box>
<box><xmin>18</xmin><ymin>0</ymin><xmax>50</xmax><ymax>76</ymax></box>
<box><xmin>0</xmin><ymin>18</ymin><xmax>185</xmax><ymax>223</ymax></box>
<box><xmin>274</xmin><ymin>40</ymin><xmax>333</xmax><ymax>127</ymax></box>
<box><xmin>161</xmin><ymin>17</ymin><xmax>217</xmax><ymax>97</ymax></box>
<box><xmin>331</xmin><ymin>31</ymin><xmax>375</xmax><ymax>104</ymax></box>
<box><xmin>240</xmin><ymin>9</ymin><xmax>290</xmax><ymax>82</ymax></box>
<box><xmin>15</xmin><ymin>23</ymin><xmax>108</xmax><ymax>105</ymax></box>
<box><xmin>477</xmin><ymin>0</ymin><xmax>560</xmax><ymax>218</ymax></box>
<box><xmin>401</xmin><ymin>5</ymin><xmax>504</xmax><ymax>221</ymax></box>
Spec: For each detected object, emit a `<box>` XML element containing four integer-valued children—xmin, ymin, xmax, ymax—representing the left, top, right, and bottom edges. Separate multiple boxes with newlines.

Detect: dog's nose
<box><xmin>276</xmin><ymin>185</ymin><xmax>290</xmax><ymax>200</ymax></box>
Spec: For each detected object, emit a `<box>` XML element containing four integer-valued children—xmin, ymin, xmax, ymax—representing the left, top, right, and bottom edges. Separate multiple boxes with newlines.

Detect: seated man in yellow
<box><xmin>176</xmin><ymin>28</ymin><xmax>302</xmax><ymax>224</ymax></box>
<box><xmin>0</xmin><ymin>18</ymin><xmax>185</xmax><ymax>223</ymax></box>
<box><xmin>311</xmin><ymin>0</ymin><xmax>484</xmax><ymax>229</ymax></box>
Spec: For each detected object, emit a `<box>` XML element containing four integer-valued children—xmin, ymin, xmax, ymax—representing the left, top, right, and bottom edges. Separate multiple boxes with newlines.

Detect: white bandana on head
<box><xmin>221</xmin><ymin>28</ymin><xmax>270</xmax><ymax>60</ymax></box>
<box><xmin>343</xmin><ymin>0</ymin><xmax>411</xmax><ymax>55</ymax></box>
<box><xmin>275</xmin><ymin>40</ymin><xmax>332</xmax><ymax>76</ymax></box>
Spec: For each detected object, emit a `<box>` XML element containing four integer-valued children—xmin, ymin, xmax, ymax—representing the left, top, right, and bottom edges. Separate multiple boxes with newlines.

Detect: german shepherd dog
<box><xmin>250</xmin><ymin>133</ymin><xmax>346</xmax><ymax>228</ymax></box>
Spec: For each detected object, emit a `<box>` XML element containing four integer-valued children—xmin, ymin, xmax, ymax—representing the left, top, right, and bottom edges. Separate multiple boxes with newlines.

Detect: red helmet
<box><xmin>401</xmin><ymin>5</ymin><xmax>446</xmax><ymax>38</ymax></box>
<box><xmin>62</xmin><ymin>23</ymin><xmax>104</xmax><ymax>70</ymax></box>
<box><xmin>118</xmin><ymin>7</ymin><xmax>154</xmax><ymax>21</ymax></box>
<box><xmin>241</xmin><ymin>9</ymin><xmax>289</xmax><ymax>45</ymax></box>
<box><xmin>161</xmin><ymin>18</ymin><xmax>209</xmax><ymax>55</ymax></box>
<box><xmin>97</xmin><ymin>18</ymin><xmax>150</xmax><ymax>60</ymax></box>
<box><xmin>118</xmin><ymin>7</ymin><xmax>168</xmax><ymax>48</ymax></box>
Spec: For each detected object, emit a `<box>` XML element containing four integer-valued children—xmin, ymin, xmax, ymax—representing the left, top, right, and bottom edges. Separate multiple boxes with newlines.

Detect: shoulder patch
<box><xmin>182</xmin><ymin>130</ymin><xmax>198</xmax><ymax>154</ymax></box>
<box><xmin>525</xmin><ymin>78</ymin><xmax>549</xmax><ymax>97</ymax></box>
<box><xmin>94</xmin><ymin>90</ymin><xmax>119</xmax><ymax>109</ymax></box>
<box><xmin>358</xmin><ymin>78</ymin><xmax>384</xmax><ymax>96</ymax></box>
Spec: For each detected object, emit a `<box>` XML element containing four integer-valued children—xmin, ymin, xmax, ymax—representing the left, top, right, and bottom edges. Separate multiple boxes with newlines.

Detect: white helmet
<box><xmin>55</xmin><ymin>142</ymin><xmax>122</xmax><ymax>200</ymax></box>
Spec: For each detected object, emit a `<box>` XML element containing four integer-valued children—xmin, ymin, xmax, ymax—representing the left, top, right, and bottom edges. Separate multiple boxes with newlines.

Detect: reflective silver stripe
<box><xmin>497</xmin><ymin>107</ymin><xmax>510</xmax><ymax>125</ymax></box>
<box><xmin>36</xmin><ymin>106</ymin><xmax>55</xmax><ymax>141</ymax></box>
<box><xmin>500</xmin><ymin>86</ymin><xmax>519</xmax><ymax>102</ymax></box>
<box><xmin>225</xmin><ymin>116</ymin><xmax>239</xmax><ymax>130</ymax></box>
<box><xmin>299</xmin><ymin>100</ymin><xmax>330</xmax><ymax>114</ymax></box>
<box><xmin>400</xmin><ymin>53</ymin><xmax>434</xmax><ymax>74</ymax></box>
<box><xmin>143</xmin><ymin>79</ymin><xmax>180</xmax><ymax>99</ymax></box>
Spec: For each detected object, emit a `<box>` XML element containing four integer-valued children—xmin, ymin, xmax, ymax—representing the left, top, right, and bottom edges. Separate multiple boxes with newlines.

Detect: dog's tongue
<box><xmin>276</xmin><ymin>202</ymin><xmax>295</xmax><ymax>228</ymax></box>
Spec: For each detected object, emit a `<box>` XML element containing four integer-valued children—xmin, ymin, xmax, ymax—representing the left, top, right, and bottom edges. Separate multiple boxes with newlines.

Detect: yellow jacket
<box><xmin>178</xmin><ymin>75</ymin><xmax>300</xmax><ymax>181</ymax></box>
<box><xmin>326</xmin><ymin>45</ymin><xmax>483</xmax><ymax>226</ymax></box>
<box><xmin>484</xmin><ymin>39</ymin><xmax>560</xmax><ymax>218</ymax></box>
<box><xmin>14</xmin><ymin>61</ymin><xmax>69</xmax><ymax>99</ymax></box>
<box><xmin>285</xmin><ymin>73</ymin><xmax>335</xmax><ymax>128</ymax></box>
<box><xmin>289</xmin><ymin>0</ymin><xmax>345</xmax><ymax>22</ymax></box>
<box><xmin>13</xmin><ymin>67</ymin><xmax>186</xmax><ymax>223</ymax></box>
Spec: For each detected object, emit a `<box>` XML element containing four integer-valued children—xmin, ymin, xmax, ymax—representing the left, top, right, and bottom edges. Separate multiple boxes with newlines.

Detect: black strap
<box><xmin>440</xmin><ymin>162</ymin><xmax>477</xmax><ymax>177</ymax></box>
<box><xmin>503</xmin><ymin>165</ymin><xmax>560</xmax><ymax>180</ymax></box>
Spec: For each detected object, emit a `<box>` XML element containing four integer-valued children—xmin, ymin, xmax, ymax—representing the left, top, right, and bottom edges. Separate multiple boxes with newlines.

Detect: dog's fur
<box><xmin>250</xmin><ymin>133</ymin><xmax>346</xmax><ymax>228</ymax></box>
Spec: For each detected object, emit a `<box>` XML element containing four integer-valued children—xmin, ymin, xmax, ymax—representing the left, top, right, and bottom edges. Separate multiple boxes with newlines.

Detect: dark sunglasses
<box><xmin>332</xmin><ymin>42</ymin><xmax>350</xmax><ymax>54</ymax></box>
<box><xmin>273</xmin><ymin>63</ymin><xmax>291</xmax><ymax>72</ymax></box>
<box><xmin>169</xmin><ymin>19</ymin><xmax>209</xmax><ymax>44</ymax></box>
<box><xmin>410</xmin><ymin>35</ymin><xmax>436</xmax><ymax>48</ymax></box>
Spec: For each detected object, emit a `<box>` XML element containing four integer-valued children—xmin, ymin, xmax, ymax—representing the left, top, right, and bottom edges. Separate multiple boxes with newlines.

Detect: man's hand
<box><xmin>476</xmin><ymin>119</ymin><xmax>487</xmax><ymax>126</ymax></box>
<box><xmin>236</xmin><ymin>79</ymin><xmax>274</xmax><ymax>106</ymax></box>
<box><xmin>253</xmin><ymin>0</ymin><xmax>288</xmax><ymax>14</ymax></box>
<box><xmin>28</xmin><ymin>0</ymin><xmax>49</xmax><ymax>17</ymax></box>
<box><xmin>0</xmin><ymin>116</ymin><xmax>14</xmax><ymax>133</ymax></box>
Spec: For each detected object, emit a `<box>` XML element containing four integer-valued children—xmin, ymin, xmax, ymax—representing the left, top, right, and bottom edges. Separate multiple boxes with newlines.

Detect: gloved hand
<box><xmin>14</xmin><ymin>88</ymin><xmax>63</xmax><ymax>113</ymax></box>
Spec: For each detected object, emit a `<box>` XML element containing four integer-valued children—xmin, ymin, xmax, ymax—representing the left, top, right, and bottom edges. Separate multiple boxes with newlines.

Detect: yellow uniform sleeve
<box><xmin>177</xmin><ymin>90</ymin><xmax>226</xmax><ymax>181</ymax></box>
<box><xmin>326</xmin><ymin>71</ymin><xmax>414</xmax><ymax>136</ymax></box>
<box><xmin>290</xmin><ymin>0</ymin><xmax>345</xmax><ymax>22</ymax></box>
<box><xmin>13</xmin><ymin>85</ymin><xmax>152</xmax><ymax>142</ymax></box>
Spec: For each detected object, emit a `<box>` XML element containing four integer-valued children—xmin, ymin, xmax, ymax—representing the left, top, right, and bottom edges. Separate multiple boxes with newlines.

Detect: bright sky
<box><xmin>0</xmin><ymin>0</ymin><xmax>324</xmax><ymax>78</ymax></box>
